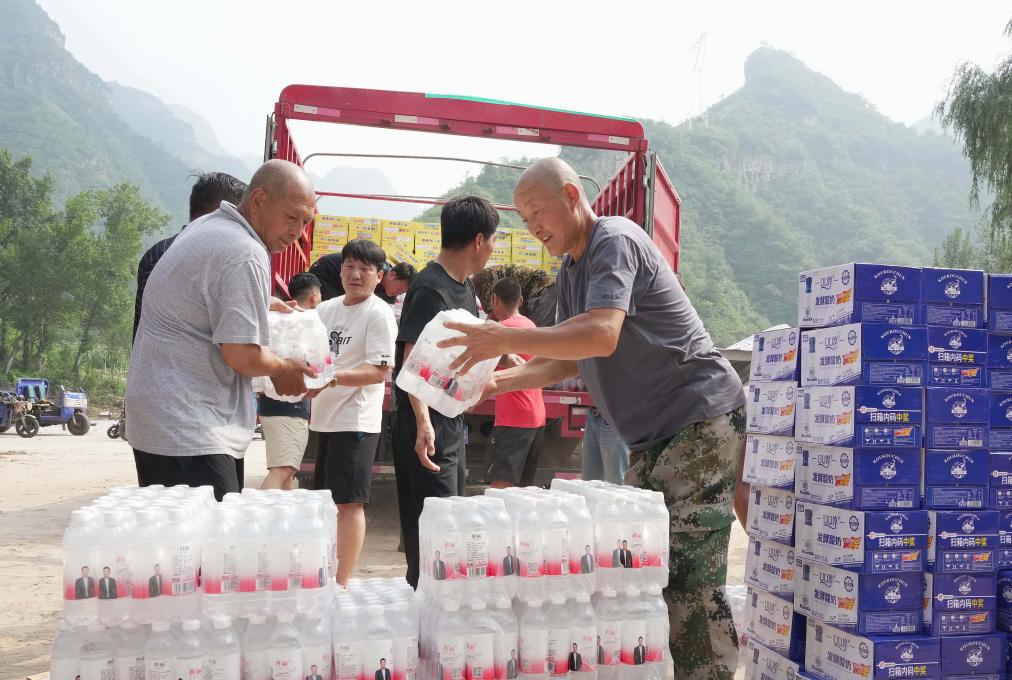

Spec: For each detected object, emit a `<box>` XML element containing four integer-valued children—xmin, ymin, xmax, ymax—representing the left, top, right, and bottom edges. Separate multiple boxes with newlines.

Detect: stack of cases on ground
<box><xmin>742</xmin><ymin>262</ymin><xmax>1012</xmax><ymax>680</ymax></box>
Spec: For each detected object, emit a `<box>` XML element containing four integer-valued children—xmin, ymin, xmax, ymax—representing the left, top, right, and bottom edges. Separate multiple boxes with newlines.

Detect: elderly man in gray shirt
<box><xmin>127</xmin><ymin>160</ymin><xmax>318</xmax><ymax>500</ymax></box>
<box><xmin>441</xmin><ymin>158</ymin><xmax>746</xmax><ymax>680</ymax></box>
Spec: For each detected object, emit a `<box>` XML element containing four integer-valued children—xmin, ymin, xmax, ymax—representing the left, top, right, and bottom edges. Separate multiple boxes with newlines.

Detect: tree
<box><xmin>936</xmin><ymin>20</ymin><xmax>1012</xmax><ymax>253</ymax></box>
<box><xmin>933</xmin><ymin>226</ymin><xmax>982</xmax><ymax>269</ymax></box>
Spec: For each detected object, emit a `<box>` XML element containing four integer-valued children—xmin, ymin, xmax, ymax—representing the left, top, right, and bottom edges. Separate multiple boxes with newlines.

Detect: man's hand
<box><xmin>271</xmin><ymin>358</ymin><xmax>316</xmax><ymax>396</ymax></box>
<box><xmin>438</xmin><ymin>321</ymin><xmax>507</xmax><ymax>374</ymax></box>
<box><xmin>415</xmin><ymin>420</ymin><xmax>438</xmax><ymax>471</ymax></box>
<box><xmin>480</xmin><ymin>373</ymin><xmax>501</xmax><ymax>402</ymax></box>
<box><xmin>269</xmin><ymin>297</ymin><xmax>302</xmax><ymax>314</ymax></box>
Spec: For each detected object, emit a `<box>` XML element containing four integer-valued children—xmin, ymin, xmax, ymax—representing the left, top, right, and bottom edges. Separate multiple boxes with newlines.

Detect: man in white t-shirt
<box><xmin>310</xmin><ymin>238</ymin><xmax>397</xmax><ymax>586</ymax></box>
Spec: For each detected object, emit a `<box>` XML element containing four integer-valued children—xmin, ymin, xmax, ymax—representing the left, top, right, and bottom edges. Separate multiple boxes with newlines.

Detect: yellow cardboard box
<box><xmin>348</xmin><ymin>217</ymin><xmax>382</xmax><ymax>241</ymax></box>
<box><xmin>312</xmin><ymin>241</ymin><xmax>345</xmax><ymax>254</ymax></box>
<box><xmin>413</xmin><ymin>222</ymin><xmax>441</xmax><ymax>241</ymax></box>
<box><xmin>415</xmin><ymin>243</ymin><xmax>440</xmax><ymax>261</ymax></box>
<box><xmin>314</xmin><ymin>214</ymin><xmax>348</xmax><ymax>232</ymax></box>
<box><xmin>511</xmin><ymin>255</ymin><xmax>543</xmax><ymax>268</ymax></box>
<box><xmin>492</xmin><ymin>229</ymin><xmax>512</xmax><ymax>260</ymax></box>
<box><xmin>512</xmin><ymin>232</ymin><xmax>541</xmax><ymax>249</ymax></box>
<box><xmin>488</xmin><ymin>254</ymin><xmax>511</xmax><ymax>267</ymax></box>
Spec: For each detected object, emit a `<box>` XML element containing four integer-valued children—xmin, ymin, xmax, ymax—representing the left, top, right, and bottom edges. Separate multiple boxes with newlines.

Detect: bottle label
<box><xmin>492</xmin><ymin>630</ymin><xmax>517</xmax><ymax>680</ymax></box>
<box><xmin>236</xmin><ymin>542</ymin><xmax>267</xmax><ymax>592</ymax></box>
<box><xmin>627</xmin><ymin>526</ymin><xmax>645</xmax><ymax>569</ymax></box>
<box><xmin>569</xmin><ymin>529</ymin><xmax>595</xmax><ymax>576</ymax></box>
<box><xmin>437</xmin><ymin>635</ymin><xmax>465</xmax><ymax>680</ymax></box>
<box><xmin>271</xmin><ymin>650</ymin><xmax>302</xmax><ymax>680</ymax></box>
<box><xmin>432</xmin><ymin>538</ymin><xmax>461</xmax><ymax>581</ymax></box>
<box><xmin>241</xmin><ymin>650</ymin><xmax>271</xmax><ymax>680</ymax></box>
<box><xmin>465</xmin><ymin>632</ymin><xmax>494</xmax><ymax>680</ymax></box>
<box><xmin>208</xmin><ymin>653</ymin><xmax>240</xmax><ymax>680</ymax></box>
<box><xmin>203</xmin><ymin>543</ymin><xmax>237</xmax><ymax>595</ymax></box>
<box><xmin>620</xmin><ymin>617</ymin><xmax>647</xmax><ymax>666</ymax></box>
<box><xmin>645</xmin><ymin>614</ymin><xmax>667</xmax><ymax>662</ymax></box>
<box><xmin>302</xmin><ymin>644</ymin><xmax>332</xmax><ymax>680</ymax></box>
<box><xmin>486</xmin><ymin>531</ymin><xmax>510</xmax><ymax>578</ymax></box>
<box><xmin>600</xmin><ymin>623</ymin><xmax>621</xmax><ymax>666</ymax></box>
<box><xmin>595</xmin><ymin>524</ymin><xmax>627</xmax><ymax>569</ymax></box>
<box><xmin>572</xmin><ymin>624</ymin><xmax>597</xmax><ymax>673</ymax></box>
<box><xmin>463</xmin><ymin>528</ymin><xmax>489</xmax><ymax>579</ymax></box>
<box><xmin>543</xmin><ymin>528</ymin><xmax>571</xmax><ymax>576</ymax></box>
<box><xmin>114</xmin><ymin>654</ymin><xmax>144</xmax><ymax>680</ymax></box>
<box><xmin>394</xmin><ymin>634</ymin><xmax>419</xmax><ymax>680</ymax></box>
<box><xmin>176</xmin><ymin>656</ymin><xmax>207</xmax><ymax>680</ymax></box>
<box><xmin>64</xmin><ymin>547</ymin><xmax>97</xmax><ymax>601</ymax></box>
<box><xmin>519</xmin><ymin>630</ymin><xmax>548</xmax><ymax>674</ymax></box>
<box><xmin>516</xmin><ymin>534</ymin><xmax>543</xmax><ymax>578</ymax></box>
<box><xmin>300</xmin><ymin>539</ymin><xmax>327</xmax><ymax>589</ymax></box>
<box><xmin>81</xmin><ymin>656</ymin><xmax>115</xmax><ymax>680</ymax></box>
<box><xmin>362</xmin><ymin>638</ymin><xmax>395</xmax><ymax>680</ymax></box>
<box><xmin>546</xmin><ymin>626</ymin><xmax>570</xmax><ymax>676</ymax></box>
<box><xmin>642</xmin><ymin>521</ymin><xmax>668</xmax><ymax>568</ymax></box>
<box><xmin>269</xmin><ymin>542</ymin><xmax>295</xmax><ymax>592</ymax></box>
<box><xmin>146</xmin><ymin>658</ymin><xmax>175</xmax><ymax>680</ymax></box>
<box><xmin>334</xmin><ymin>641</ymin><xmax>363</xmax><ymax>680</ymax></box>
<box><xmin>170</xmin><ymin>543</ymin><xmax>197</xmax><ymax>596</ymax></box>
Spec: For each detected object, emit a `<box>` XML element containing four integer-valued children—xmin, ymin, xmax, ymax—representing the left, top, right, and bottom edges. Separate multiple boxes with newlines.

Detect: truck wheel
<box><xmin>16</xmin><ymin>416</ymin><xmax>39</xmax><ymax>438</ymax></box>
<box><xmin>106</xmin><ymin>424</ymin><xmax>119</xmax><ymax>439</ymax></box>
<box><xmin>0</xmin><ymin>424</ymin><xmax>10</xmax><ymax>434</ymax></box>
<box><xmin>68</xmin><ymin>412</ymin><xmax>91</xmax><ymax>436</ymax></box>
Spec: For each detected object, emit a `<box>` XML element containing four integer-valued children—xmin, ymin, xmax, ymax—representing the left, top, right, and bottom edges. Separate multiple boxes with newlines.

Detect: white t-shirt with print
<box><xmin>310</xmin><ymin>294</ymin><xmax>396</xmax><ymax>433</ymax></box>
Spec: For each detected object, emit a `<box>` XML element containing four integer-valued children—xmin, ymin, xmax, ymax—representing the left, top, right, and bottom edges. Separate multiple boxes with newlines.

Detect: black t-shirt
<box><xmin>257</xmin><ymin>394</ymin><xmax>309</xmax><ymax>419</ymax></box>
<box><xmin>308</xmin><ymin>254</ymin><xmax>396</xmax><ymax>303</ymax></box>
<box><xmin>394</xmin><ymin>261</ymin><xmax>479</xmax><ymax>407</ymax></box>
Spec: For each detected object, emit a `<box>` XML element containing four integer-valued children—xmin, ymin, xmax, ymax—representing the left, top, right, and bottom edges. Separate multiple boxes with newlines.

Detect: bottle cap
<box><xmin>550</xmin><ymin>594</ymin><xmax>565</xmax><ymax>606</ymax></box>
<box><xmin>576</xmin><ymin>592</ymin><xmax>591</xmax><ymax>604</ymax></box>
<box><xmin>470</xmin><ymin>599</ymin><xmax>487</xmax><ymax>611</ymax></box>
<box><xmin>526</xmin><ymin>598</ymin><xmax>543</xmax><ymax>608</ymax></box>
<box><xmin>248</xmin><ymin>613</ymin><xmax>267</xmax><ymax>625</ymax></box>
<box><xmin>182</xmin><ymin>619</ymin><xmax>200</xmax><ymax>632</ymax></box>
<box><xmin>624</xmin><ymin>586</ymin><xmax>641</xmax><ymax>598</ymax></box>
<box><xmin>212</xmin><ymin>615</ymin><xmax>232</xmax><ymax>630</ymax></box>
<box><xmin>277</xmin><ymin>611</ymin><xmax>295</xmax><ymax>624</ymax></box>
<box><xmin>444</xmin><ymin>601</ymin><xmax>461</xmax><ymax>613</ymax></box>
<box><xmin>603</xmin><ymin>588</ymin><xmax>617</xmax><ymax>598</ymax></box>
<box><xmin>152</xmin><ymin>620</ymin><xmax>171</xmax><ymax>632</ymax></box>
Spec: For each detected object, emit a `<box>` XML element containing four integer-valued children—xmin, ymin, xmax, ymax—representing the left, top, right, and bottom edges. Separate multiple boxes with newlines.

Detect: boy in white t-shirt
<box><xmin>309</xmin><ymin>239</ymin><xmax>397</xmax><ymax>586</ymax></box>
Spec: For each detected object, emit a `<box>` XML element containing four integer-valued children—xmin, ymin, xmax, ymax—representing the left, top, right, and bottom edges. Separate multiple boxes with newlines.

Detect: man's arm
<box><xmin>220</xmin><ymin>344</ymin><xmax>314</xmax><ymax>396</ymax></box>
<box><xmin>328</xmin><ymin>363</ymin><xmax>390</xmax><ymax>388</ymax></box>
<box><xmin>402</xmin><ymin>341</ymin><xmax>439</xmax><ymax>472</ymax></box>
<box><xmin>489</xmin><ymin>357</ymin><xmax>579</xmax><ymax>397</ymax></box>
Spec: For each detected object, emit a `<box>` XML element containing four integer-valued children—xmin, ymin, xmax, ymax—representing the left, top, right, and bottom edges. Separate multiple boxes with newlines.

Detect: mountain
<box><xmin>310</xmin><ymin>165</ymin><xmax>421</xmax><ymax>220</ymax></box>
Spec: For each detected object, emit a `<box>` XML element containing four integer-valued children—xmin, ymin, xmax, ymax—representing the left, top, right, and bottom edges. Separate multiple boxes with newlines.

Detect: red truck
<box><xmin>263</xmin><ymin>85</ymin><xmax>681</xmax><ymax>483</ymax></box>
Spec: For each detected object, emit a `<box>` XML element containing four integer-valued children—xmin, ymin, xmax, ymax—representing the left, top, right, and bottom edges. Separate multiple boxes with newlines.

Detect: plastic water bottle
<box><xmin>424</xmin><ymin>498</ymin><xmax>463</xmax><ymax>600</ymax></box>
<box><xmin>144</xmin><ymin>620</ymin><xmax>177</xmax><ymax>680</ymax></box>
<box><xmin>269</xmin><ymin>504</ymin><xmax>300</xmax><ymax>615</ymax></box>
<box><xmin>595</xmin><ymin>590</ymin><xmax>622</xmax><ymax>680</ymax></box>
<box><xmin>642</xmin><ymin>585</ymin><xmax>669</xmax><ymax>678</ymax></box>
<box><xmin>299</xmin><ymin>610</ymin><xmax>333</xmax><ymax>680</ymax></box>
<box><xmin>242</xmin><ymin>613</ymin><xmax>273</xmax><ymax>680</ymax></box>
<box><xmin>203</xmin><ymin>505</ymin><xmax>238</xmax><ymax>618</ymax></box>
<box><xmin>515</xmin><ymin>499</ymin><xmax>544</xmax><ymax>602</ymax></box>
<box><xmin>568</xmin><ymin>592</ymin><xmax>598</xmax><ymax>679</ymax></box>
<box><xmin>540</xmin><ymin>499</ymin><xmax>571</xmax><ymax>590</ymax></box>
<box><xmin>622</xmin><ymin>501</ymin><xmax>646</xmax><ymax>590</ymax></box>
<box><xmin>591</xmin><ymin>492</ymin><xmax>625</xmax><ymax>594</ymax></box>
<box><xmin>361</xmin><ymin>604</ymin><xmax>395</xmax><ymax>680</ymax></box>
<box><xmin>476</xmin><ymin>497</ymin><xmax>514</xmax><ymax>600</ymax></box>
<box><xmin>636</xmin><ymin>492</ymin><xmax>669</xmax><ymax>590</ymax></box>
<box><xmin>112</xmin><ymin>622</ymin><xmax>146</xmax><ymax>680</ymax></box>
<box><xmin>51</xmin><ymin>622</ymin><xmax>84</xmax><ymax>680</ymax></box>
<box><xmin>560</xmin><ymin>495</ymin><xmax>596</xmax><ymax>597</ymax></box>
<box><xmin>236</xmin><ymin>506</ymin><xmax>269</xmax><ymax>617</ymax></box>
<box><xmin>311</xmin><ymin>490</ymin><xmax>338</xmax><ymax>588</ymax></box>
<box><xmin>618</xmin><ymin>588</ymin><xmax>645</xmax><ymax>671</ymax></box>
<box><xmin>333</xmin><ymin>606</ymin><xmax>364</xmax><ymax>680</ymax></box>
<box><xmin>434</xmin><ymin>601</ymin><xmax>466</xmax><ymax>680</ymax></box>
<box><xmin>544</xmin><ymin>595</ymin><xmax>570</xmax><ymax>678</ymax></box>
<box><xmin>128</xmin><ymin>507</ymin><xmax>162</xmax><ymax>624</ymax></box>
<box><xmin>459</xmin><ymin>498</ymin><xmax>490</xmax><ymax>582</ymax></box>
<box><xmin>519</xmin><ymin>598</ymin><xmax>549</xmax><ymax>679</ymax></box>
<box><xmin>63</xmin><ymin>508</ymin><xmax>99</xmax><ymax>625</ymax></box>
<box><xmin>79</xmin><ymin>623</ymin><xmax>115</xmax><ymax>680</ymax></box>
<box><xmin>177</xmin><ymin>619</ymin><xmax>208</xmax><ymax>680</ymax></box>
<box><xmin>269</xmin><ymin>611</ymin><xmax>304</xmax><ymax>680</ymax></box>
<box><xmin>464</xmin><ymin>600</ymin><xmax>495</xmax><ymax>680</ymax></box>
<box><xmin>296</xmin><ymin>500</ymin><xmax>329</xmax><ymax>612</ymax></box>
<box><xmin>206</xmin><ymin>615</ymin><xmax>240</xmax><ymax>680</ymax></box>
<box><xmin>96</xmin><ymin>510</ymin><xmax>133</xmax><ymax>626</ymax></box>
<box><xmin>165</xmin><ymin>506</ymin><xmax>201</xmax><ymax>620</ymax></box>
<box><xmin>388</xmin><ymin>601</ymin><xmax>419</xmax><ymax>680</ymax></box>
<box><xmin>489</xmin><ymin>597</ymin><xmax>518</xmax><ymax>680</ymax></box>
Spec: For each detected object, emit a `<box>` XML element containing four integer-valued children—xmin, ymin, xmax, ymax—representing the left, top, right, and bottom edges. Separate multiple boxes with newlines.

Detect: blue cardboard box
<box><xmin>996</xmin><ymin>571</ymin><xmax>1012</xmax><ymax>633</ymax></box>
<box><xmin>747</xmin><ymin>382</ymin><xmax>798</xmax><ymax>436</ymax></box>
<box><xmin>925</xmin><ymin>485</ymin><xmax>988</xmax><ymax>509</ymax></box>
<box><xmin>795</xmin><ymin>558</ymin><xmax>922</xmax><ymax>634</ymax></box>
<box><xmin>923</xmin><ymin>302</ymin><xmax>986</xmax><ymax>329</ymax></box>
<box><xmin>750</xmin><ymin>326</ymin><xmax>802</xmax><ymax>383</ymax></box>
<box><xmin>745</xmin><ymin>585</ymin><xmax>806</xmax><ymax>662</ymax></box>
<box><xmin>928</xmin><ymin>572</ymin><xmax>997</xmax><ymax>636</ymax></box>
<box><xmin>930</xmin><ymin>364</ymin><xmax>988</xmax><ymax>387</ymax></box>
<box><xmin>805</xmin><ymin>620</ymin><xmax>939</xmax><ymax>680</ymax></box>
<box><xmin>999</xmin><ymin>511</ymin><xmax>1012</xmax><ymax>569</ymax></box>
<box><xmin>930</xmin><ymin>510</ymin><xmax>1001</xmax><ymax>573</ymax></box>
<box><xmin>799</xmin><ymin>263</ymin><xmax>923</xmax><ymax>329</ymax></box>
<box><xmin>989</xmin><ymin>274</ymin><xmax>1012</xmax><ymax>332</ymax></box>
<box><xmin>801</xmin><ymin>323</ymin><xmax>928</xmax><ymax>387</ymax></box>
<box><xmin>865</xmin><ymin>361</ymin><xmax>928</xmax><ymax>387</ymax></box>
<box><xmin>923</xmin><ymin>267</ymin><xmax>986</xmax><ymax>305</ymax></box>
<box><xmin>926</xmin><ymin>449</ymin><xmax>991</xmax><ymax>486</ymax></box>
<box><xmin>991</xmin><ymin>395</ymin><xmax>1012</xmax><ymax>451</ymax></box>
<box><xmin>990</xmin><ymin>335</ymin><xmax>1012</xmax><ymax>370</ymax></box>
<box><xmin>940</xmin><ymin>633</ymin><xmax>1005</xmax><ymax>676</ymax></box>
<box><xmin>743</xmin><ymin>638</ymin><xmax>802</xmax><ymax>680</ymax></box>
<box><xmin>925</xmin><ymin>387</ymin><xmax>990</xmax><ymax>449</ymax></box>
<box><xmin>745</xmin><ymin>536</ymin><xmax>797</xmax><ymax>597</ymax></box>
<box><xmin>744</xmin><ymin>434</ymin><xmax>797</xmax><ymax>489</ymax></box>
<box><xmin>796</xmin><ymin>501</ymin><xmax>928</xmax><ymax>573</ymax></box>
<box><xmin>795</xmin><ymin>445</ymin><xmax>921</xmax><ymax>509</ymax></box>
<box><xmin>991</xmin><ymin>369</ymin><xmax>1012</xmax><ymax>392</ymax></box>
<box><xmin>747</xmin><ymin>485</ymin><xmax>796</xmax><ymax>544</ymax></box>
<box><xmin>796</xmin><ymin>386</ymin><xmax>923</xmax><ymax>448</ymax></box>
<box><xmin>927</xmin><ymin>327</ymin><xmax>988</xmax><ymax>365</ymax></box>
<box><xmin>991</xmin><ymin>453</ymin><xmax>1012</xmax><ymax>489</ymax></box>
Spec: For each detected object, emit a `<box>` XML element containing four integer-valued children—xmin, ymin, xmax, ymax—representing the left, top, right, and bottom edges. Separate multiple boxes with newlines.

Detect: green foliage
<box><xmin>936</xmin><ymin>21</ymin><xmax>1012</xmax><ymax>247</ymax></box>
<box><xmin>933</xmin><ymin>226</ymin><xmax>982</xmax><ymax>268</ymax></box>
<box><xmin>0</xmin><ymin>150</ymin><xmax>169</xmax><ymax>407</ymax></box>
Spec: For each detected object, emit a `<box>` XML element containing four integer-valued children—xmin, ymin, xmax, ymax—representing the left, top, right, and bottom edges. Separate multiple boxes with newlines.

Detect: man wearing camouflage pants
<box><xmin>441</xmin><ymin>157</ymin><xmax>746</xmax><ymax>679</ymax></box>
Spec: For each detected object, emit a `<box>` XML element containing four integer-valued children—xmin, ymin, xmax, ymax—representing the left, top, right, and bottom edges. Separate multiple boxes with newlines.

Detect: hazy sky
<box><xmin>36</xmin><ymin>0</ymin><xmax>1012</xmax><ymax>212</ymax></box>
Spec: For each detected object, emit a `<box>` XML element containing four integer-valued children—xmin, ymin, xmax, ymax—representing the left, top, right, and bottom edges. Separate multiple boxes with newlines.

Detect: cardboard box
<box><xmin>864</xmin><ymin>361</ymin><xmax>928</xmax><ymax>387</ymax></box>
<box><xmin>414</xmin><ymin>243</ymin><xmax>440</xmax><ymax>262</ymax></box>
<box><xmin>744</xmin><ymin>435</ymin><xmax>797</xmax><ymax>489</ymax></box>
<box><xmin>795</xmin><ymin>558</ymin><xmax>922</xmax><ymax>634</ymax></box>
<box><xmin>922</xmin><ymin>303</ymin><xmax>985</xmax><ymax>329</ymax></box>
<box><xmin>990</xmin><ymin>335</ymin><xmax>1012</xmax><ymax>370</ymax></box>
<box><xmin>930</xmin><ymin>510</ymin><xmax>1000</xmax><ymax>573</ymax></box>
<box><xmin>929</xmin><ymin>364</ymin><xmax>987</xmax><ymax>387</ymax></box>
<box><xmin>747</xmin><ymin>382</ymin><xmax>798</xmax><ymax>436</ymax></box>
<box><xmin>348</xmin><ymin>217</ymin><xmax>382</xmax><ymax>241</ymax></box>
<box><xmin>745</xmin><ymin>536</ymin><xmax>797</xmax><ymax>597</ymax></box>
<box><xmin>939</xmin><ymin>633</ymin><xmax>1005</xmax><ymax>676</ymax></box>
<box><xmin>1000</xmin><ymin>511</ymin><xmax>1012</xmax><ymax>568</ymax></box>
<box><xmin>801</xmin><ymin>323</ymin><xmax>927</xmax><ymax>387</ymax></box>
<box><xmin>742</xmin><ymin>638</ymin><xmax>802</xmax><ymax>680</ymax></box>
<box><xmin>990</xmin><ymin>394</ymin><xmax>1012</xmax><ymax>450</ymax></box>
<box><xmin>751</xmin><ymin>327</ymin><xmax>802</xmax><ymax>383</ymax></box>
<box><xmin>923</xmin><ymin>267</ymin><xmax>986</xmax><ymax>304</ymax></box>
<box><xmin>924</xmin><ymin>485</ymin><xmax>988</xmax><ymax>510</ymax></box>
<box><xmin>312</xmin><ymin>241</ymin><xmax>346</xmax><ymax>254</ymax></box>
<box><xmin>795</xmin><ymin>501</ymin><xmax>928</xmax><ymax>574</ymax></box>
<box><xmin>745</xmin><ymin>585</ymin><xmax>806</xmax><ymax>662</ymax></box>
<box><xmin>747</xmin><ymin>485</ymin><xmax>796</xmax><ymax>544</ymax></box>
<box><xmin>492</xmin><ymin>229</ymin><xmax>513</xmax><ymax>260</ymax></box>
<box><xmin>795</xmin><ymin>445</ymin><xmax>920</xmax><ymax>510</ymax></box>
<box><xmin>927</xmin><ymin>572</ymin><xmax>997</xmax><ymax>636</ymax></box>
<box><xmin>990</xmin><ymin>369</ymin><xmax>1012</xmax><ymax>392</ymax></box>
<box><xmin>798</xmin><ymin>263</ymin><xmax>922</xmax><ymax>329</ymax></box>
<box><xmin>804</xmin><ymin>619</ymin><xmax>939</xmax><ymax>680</ymax></box>
<box><xmin>795</xmin><ymin>386</ymin><xmax>922</xmax><ymax>448</ymax></box>
<box><xmin>925</xmin><ymin>387</ymin><xmax>989</xmax><ymax>449</ymax></box>
<box><xmin>994</xmin><ymin>570</ymin><xmax>1012</xmax><ymax>632</ymax></box>
<box><xmin>412</xmin><ymin>222</ymin><xmax>440</xmax><ymax>240</ymax></box>
<box><xmin>926</xmin><ymin>449</ymin><xmax>991</xmax><ymax>486</ymax></box>
<box><xmin>989</xmin><ymin>274</ymin><xmax>1012</xmax><ymax>331</ymax></box>
<box><xmin>927</xmin><ymin>327</ymin><xmax>987</xmax><ymax>365</ymax></box>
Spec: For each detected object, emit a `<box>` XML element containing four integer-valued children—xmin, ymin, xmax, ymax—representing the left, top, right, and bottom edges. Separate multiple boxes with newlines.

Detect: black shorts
<box><xmin>310</xmin><ymin>430</ymin><xmax>381</xmax><ymax>504</ymax></box>
<box><xmin>486</xmin><ymin>425</ymin><xmax>545</xmax><ymax>486</ymax></box>
<box><xmin>133</xmin><ymin>449</ymin><xmax>244</xmax><ymax>502</ymax></box>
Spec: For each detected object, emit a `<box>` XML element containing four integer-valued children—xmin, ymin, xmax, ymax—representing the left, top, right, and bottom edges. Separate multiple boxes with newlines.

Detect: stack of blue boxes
<box><xmin>741</xmin><ymin>263</ymin><xmax>1012</xmax><ymax>680</ymax></box>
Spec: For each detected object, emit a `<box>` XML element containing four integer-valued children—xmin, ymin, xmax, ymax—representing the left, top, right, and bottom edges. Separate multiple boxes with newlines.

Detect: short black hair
<box><xmin>390</xmin><ymin>262</ymin><xmax>416</xmax><ymax>282</ymax></box>
<box><xmin>342</xmin><ymin>238</ymin><xmax>387</xmax><ymax>270</ymax></box>
<box><xmin>288</xmin><ymin>272</ymin><xmax>321</xmax><ymax>302</ymax></box>
<box><xmin>492</xmin><ymin>277</ymin><xmax>522</xmax><ymax>307</ymax></box>
<box><xmin>440</xmin><ymin>195</ymin><xmax>499</xmax><ymax>250</ymax></box>
<box><xmin>189</xmin><ymin>172</ymin><xmax>247</xmax><ymax>220</ymax></box>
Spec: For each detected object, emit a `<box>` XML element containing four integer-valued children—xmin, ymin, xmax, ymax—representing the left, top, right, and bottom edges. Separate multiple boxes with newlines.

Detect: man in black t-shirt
<box><xmin>392</xmin><ymin>195</ymin><xmax>498</xmax><ymax>588</ymax></box>
<box><xmin>310</xmin><ymin>256</ymin><xmax>416</xmax><ymax>303</ymax></box>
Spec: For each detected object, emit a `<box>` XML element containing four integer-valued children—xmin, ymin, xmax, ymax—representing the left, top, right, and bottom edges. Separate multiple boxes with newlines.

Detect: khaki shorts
<box><xmin>261</xmin><ymin>416</ymin><xmax>309</xmax><ymax>470</ymax></box>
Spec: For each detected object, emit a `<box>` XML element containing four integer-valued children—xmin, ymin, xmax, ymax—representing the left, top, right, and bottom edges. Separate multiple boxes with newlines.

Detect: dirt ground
<box><xmin>0</xmin><ymin>424</ymin><xmax>749</xmax><ymax>680</ymax></box>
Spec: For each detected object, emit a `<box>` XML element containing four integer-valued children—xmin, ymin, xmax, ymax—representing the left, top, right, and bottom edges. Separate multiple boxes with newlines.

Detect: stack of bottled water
<box><xmin>252</xmin><ymin>309</ymin><xmax>338</xmax><ymax>402</ymax></box>
<box><xmin>416</xmin><ymin>483</ymin><xmax>670</xmax><ymax>679</ymax></box>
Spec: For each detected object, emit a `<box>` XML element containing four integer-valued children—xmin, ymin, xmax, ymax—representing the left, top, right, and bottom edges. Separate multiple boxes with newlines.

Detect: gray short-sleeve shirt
<box><xmin>557</xmin><ymin>216</ymin><xmax>745</xmax><ymax>449</ymax></box>
<box><xmin>126</xmin><ymin>202</ymin><xmax>271</xmax><ymax>457</ymax></box>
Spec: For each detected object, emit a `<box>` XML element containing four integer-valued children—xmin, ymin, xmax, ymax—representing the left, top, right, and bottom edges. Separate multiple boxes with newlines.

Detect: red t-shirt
<box><xmin>494</xmin><ymin>314</ymin><xmax>547</xmax><ymax>428</ymax></box>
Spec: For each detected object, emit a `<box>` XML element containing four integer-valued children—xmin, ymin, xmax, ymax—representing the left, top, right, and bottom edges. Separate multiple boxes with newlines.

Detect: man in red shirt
<box><xmin>486</xmin><ymin>278</ymin><xmax>546</xmax><ymax>488</ymax></box>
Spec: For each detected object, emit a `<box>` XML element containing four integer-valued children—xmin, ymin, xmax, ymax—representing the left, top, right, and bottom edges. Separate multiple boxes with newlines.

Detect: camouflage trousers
<box><xmin>625</xmin><ymin>406</ymin><xmax>746</xmax><ymax>680</ymax></box>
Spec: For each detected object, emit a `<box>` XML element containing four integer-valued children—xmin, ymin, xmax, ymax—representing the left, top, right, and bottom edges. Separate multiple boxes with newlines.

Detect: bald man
<box><xmin>439</xmin><ymin>157</ymin><xmax>745</xmax><ymax>679</ymax></box>
<box><xmin>126</xmin><ymin>159</ymin><xmax>319</xmax><ymax>500</ymax></box>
